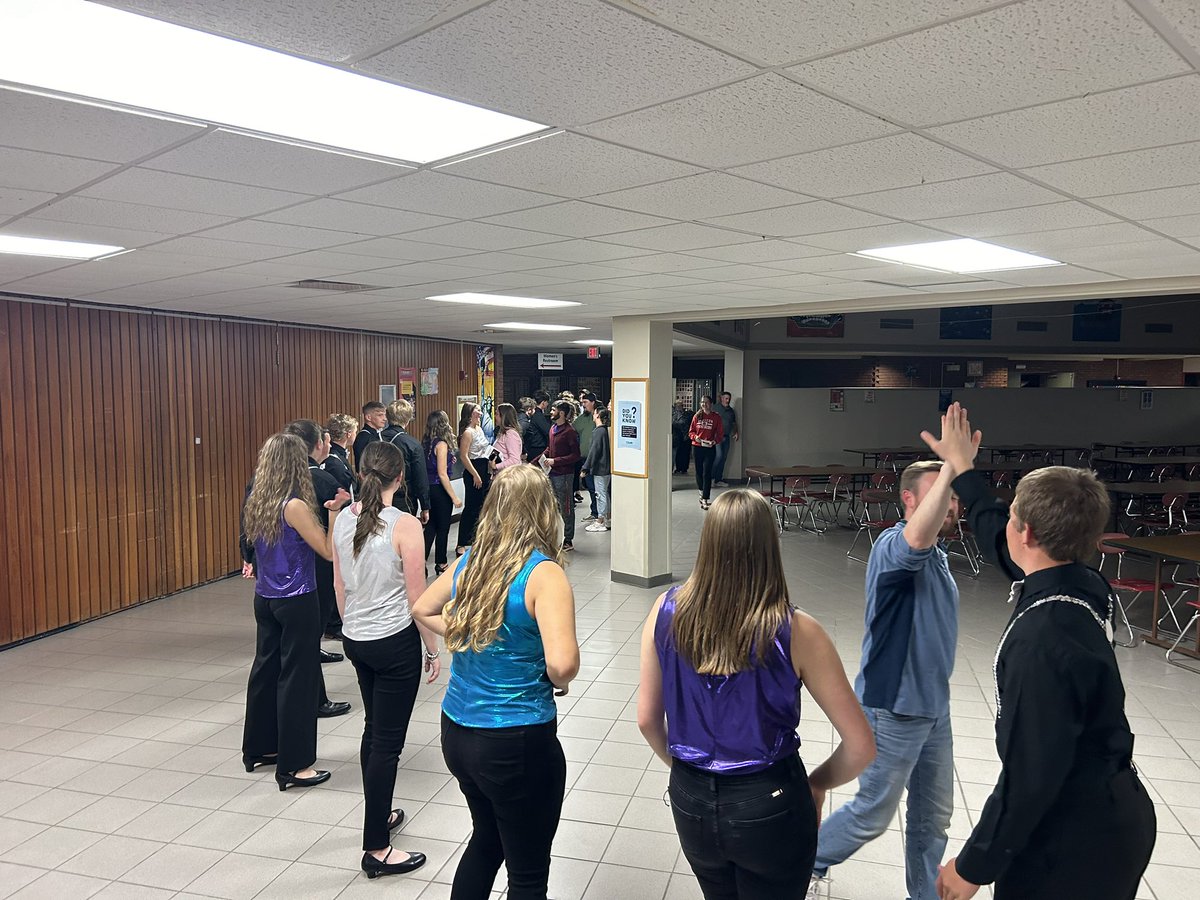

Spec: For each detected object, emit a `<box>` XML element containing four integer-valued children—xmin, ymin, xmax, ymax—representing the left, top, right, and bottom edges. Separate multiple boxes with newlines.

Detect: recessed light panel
<box><xmin>853</xmin><ymin>238</ymin><xmax>1062</xmax><ymax>274</ymax></box>
<box><xmin>0</xmin><ymin>0</ymin><xmax>547</xmax><ymax>164</ymax></box>
<box><xmin>483</xmin><ymin>322</ymin><xmax>589</xmax><ymax>332</ymax></box>
<box><xmin>429</xmin><ymin>293</ymin><xmax>581</xmax><ymax>309</ymax></box>
<box><xmin>0</xmin><ymin>235</ymin><xmax>127</xmax><ymax>259</ymax></box>
<box><xmin>572</xmin><ymin>339</ymin><xmax>614</xmax><ymax>345</ymax></box>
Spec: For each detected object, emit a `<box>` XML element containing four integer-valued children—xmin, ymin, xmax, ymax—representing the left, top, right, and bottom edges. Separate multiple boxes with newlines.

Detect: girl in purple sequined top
<box><xmin>637</xmin><ymin>490</ymin><xmax>876</xmax><ymax>900</ymax></box>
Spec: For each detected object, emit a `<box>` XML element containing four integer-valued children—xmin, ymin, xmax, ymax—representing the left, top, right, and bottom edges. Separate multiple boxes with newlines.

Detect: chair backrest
<box><xmin>1188</xmin><ymin>464</ymin><xmax>1200</xmax><ymax>480</ymax></box>
<box><xmin>1163</xmin><ymin>492</ymin><xmax>1188</xmax><ymax>509</ymax></box>
<box><xmin>1097</xmin><ymin>532</ymin><xmax>1131</xmax><ymax>555</ymax></box>
<box><xmin>830</xmin><ymin>473</ymin><xmax>850</xmax><ymax>488</ymax></box>
<box><xmin>1152</xmin><ymin>465</ymin><xmax>1175</xmax><ymax>482</ymax></box>
<box><xmin>993</xmin><ymin>470</ymin><xmax>1014</xmax><ymax>488</ymax></box>
<box><xmin>784</xmin><ymin>476</ymin><xmax>810</xmax><ymax>494</ymax></box>
<box><xmin>871</xmin><ymin>472</ymin><xmax>897</xmax><ymax>489</ymax></box>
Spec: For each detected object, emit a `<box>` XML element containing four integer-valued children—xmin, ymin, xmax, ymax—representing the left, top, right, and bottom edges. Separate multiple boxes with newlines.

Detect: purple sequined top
<box><xmin>253</xmin><ymin>501</ymin><xmax>317</xmax><ymax>598</ymax></box>
<box><xmin>425</xmin><ymin>439</ymin><xmax>456</xmax><ymax>483</ymax></box>
<box><xmin>655</xmin><ymin>587</ymin><xmax>802</xmax><ymax>773</ymax></box>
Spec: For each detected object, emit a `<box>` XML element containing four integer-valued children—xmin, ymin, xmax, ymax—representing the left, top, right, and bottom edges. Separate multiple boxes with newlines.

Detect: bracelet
<box><xmin>424</xmin><ymin>649</ymin><xmax>440</xmax><ymax>660</ymax></box>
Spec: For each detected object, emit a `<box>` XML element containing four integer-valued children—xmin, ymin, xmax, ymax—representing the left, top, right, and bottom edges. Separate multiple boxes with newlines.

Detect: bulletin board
<box><xmin>611</xmin><ymin>378</ymin><xmax>649</xmax><ymax>478</ymax></box>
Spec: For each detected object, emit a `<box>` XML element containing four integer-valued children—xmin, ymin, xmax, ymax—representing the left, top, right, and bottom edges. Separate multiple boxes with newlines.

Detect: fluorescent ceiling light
<box><xmin>484</xmin><ymin>322</ymin><xmax>589</xmax><ymax>332</ymax></box>
<box><xmin>0</xmin><ymin>235</ymin><xmax>127</xmax><ymax>259</ymax></box>
<box><xmin>853</xmin><ymin>238</ymin><xmax>1062</xmax><ymax>273</ymax></box>
<box><xmin>429</xmin><ymin>292</ymin><xmax>581</xmax><ymax>309</ymax></box>
<box><xmin>0</xmin><ymin>0</ymin><xmax>547</xmax><ymax>164</ymax></box>
<box><xmin>572</xmin><ymin>339</ymin><xmax>614</xmax><ymax>345</ymax></box>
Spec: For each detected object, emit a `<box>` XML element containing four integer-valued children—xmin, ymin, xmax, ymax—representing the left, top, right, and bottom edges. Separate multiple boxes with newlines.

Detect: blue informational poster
<box><xmin>616</xmin><ymin>400</ymin><xmax>642</xmax><ymax>451</ymax></box>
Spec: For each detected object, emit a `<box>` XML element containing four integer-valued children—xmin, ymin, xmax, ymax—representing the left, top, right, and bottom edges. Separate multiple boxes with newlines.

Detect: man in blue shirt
<box><xmin>812</xmin><ymin>459</ymin><xmax>960</xmax><ymax>900</ymax></box>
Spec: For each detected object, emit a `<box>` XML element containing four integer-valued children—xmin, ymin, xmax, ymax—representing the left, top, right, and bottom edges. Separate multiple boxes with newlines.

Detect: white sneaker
<box><xmin>805</xmin><ymin>874</ymin><xmax>831</xmax><ymax>900</ymax></box>
<box><xmin>585</xmin><ymin>522</ymin><xmax>610</xmax><ymax>532</ymax></box>
<box><xmin>714</xmin><ymin>480</ymin><xmax>728</xmax><ymax>487</ymax></box>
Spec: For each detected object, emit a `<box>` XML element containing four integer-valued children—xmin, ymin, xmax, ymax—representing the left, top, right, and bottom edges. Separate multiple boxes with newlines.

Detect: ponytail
<box><xmin>353</xmin><ymin>442</ymin><xmax>404</xmax><ymax>558</ymax></box>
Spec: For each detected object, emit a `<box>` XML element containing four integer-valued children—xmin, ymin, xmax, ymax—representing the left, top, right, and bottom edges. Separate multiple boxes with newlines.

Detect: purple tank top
<box><xmin>254</xmin><ymin>501</ymin><xmax>317</xmax><ymax>598</ymax></box>
<box><xmin>426</xmin><ymin>439</ymin><xmax>456</xmax><ymax>483</ymax></box>
<box><xmin>655</xmin><ymin>587</ymin><xmax>802</xmax><ymax>773</ymax></box>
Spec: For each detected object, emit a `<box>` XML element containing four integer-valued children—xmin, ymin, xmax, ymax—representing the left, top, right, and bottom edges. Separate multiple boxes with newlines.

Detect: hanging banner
<box><xmin>397</xmin><ymin>367</ymin><xmax>417</xmax><ymax>401</ymax></box>
<box><xmin>419</xmin><ymin>367</ymin><xmax>439</xmax><ymax>395</ymax></box>
<box><xmin>477</xmin><ymin>345</ymin><xmax>496</xmax><ymax>441</ymax></box>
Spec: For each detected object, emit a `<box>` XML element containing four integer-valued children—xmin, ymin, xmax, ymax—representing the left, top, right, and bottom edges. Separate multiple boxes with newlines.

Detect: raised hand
<box><xmin>324</xmin><ymin>488</ymin><xmax>352</xmax><ymax>510</ymax></box>
<box><xmin>919</xmin><ymin>402</ymin><xmax>981</xmax><ymax>475</ymax></box>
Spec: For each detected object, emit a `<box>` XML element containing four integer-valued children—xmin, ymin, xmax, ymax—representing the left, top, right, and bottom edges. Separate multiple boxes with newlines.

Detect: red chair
<box><xmin>870</xmin><ymin>471</ymin><xmax>897</xmax><ymax>489</ymax></box>
<box><xmin>992</xmin><ymin>469</ymin><xmax>1014</xmax><ymax>489</ymax></box>
<box><xmin>1098</xmin><ymin>533</ymin><xmax>1175</xmax><ymax>648</ymax></box>
<box><xmin>775</xmin><ymin>477</ymin><xmax>824</xmax><ymax>533</ymax></box>
<box><xmin>847</xmin><ymin>489</ymin><xmax>901</xmax><ymax>563</ymax></box>
<box><xmin>806</xmin><ymin>472</ymin><xmax>852</xmax><ymax>528</ymax></box>
<box><xmin>1130</xmin><ymin>493</ymin><xmax>1188</xmax><ymax>536</ymax></box>
<box><xmin>878</xmin><ymin>452</ymin><xmax>898</xmax><ymax>472</ymax></box>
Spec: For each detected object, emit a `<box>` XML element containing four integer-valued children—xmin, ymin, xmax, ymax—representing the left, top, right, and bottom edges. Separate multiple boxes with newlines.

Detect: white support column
<box><xmin>723</xmin><ymin>348</ymin><xmax>745</xmax><ymax>482</ymax></box>
<box><xmin>610</xmin><ymin>317</ymin><xmax>674</xmax><ymax>587</ymax></box>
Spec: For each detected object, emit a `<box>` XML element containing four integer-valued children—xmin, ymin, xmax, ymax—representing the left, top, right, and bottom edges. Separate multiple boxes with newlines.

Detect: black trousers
<box><xmin>674</xmin><ymin>430</ymin><xmax>691</xmax><ymax>473</ymax></box>
<box><xmin>344</xmin><ymin>625</ymin><xmax>422</xmax><ymax>851</ymax></box>
<box><xmin>670</xmin><ymin>754</ymin><xmax>817</xmax><ymax>900</ymax></box>
<box><xmin>994</xmin><ymin>767</ymin><xmax>1156</xmax><ymax>900</ymax></box>
<box><xmin>316</xmin><ymin>556</ymin><xmax>341</xmax><ymax>633</ymax></box>
<box><xmin>424</xmin><ymin>483</ymin><xmax>454</xmax><ymax>566</ymax></box>
<box><xmin>242</xmin><ymin>591</ymin><xmax>321</xmax><ymax>774</ymax></box>
<box><xmin>694</xmin><ymin>445</ymin><xmax>716</xmax><ymax>500</ymax></box>
<box><xmin>457</xmin><ymin>459</ymin><xmax>492</xmax><ymax>548</ymax></box>
<box><xmin>441</xmin><ymin>714</ymin><xmax>566</xmax><ymax>900</ymax></box>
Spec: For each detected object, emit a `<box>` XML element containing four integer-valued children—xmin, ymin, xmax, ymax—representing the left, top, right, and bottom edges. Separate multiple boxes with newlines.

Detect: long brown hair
<box><xmin>444</xmin><ymin>465</ymin><xmax>564</xmax><ymax>653</ymax></box>
<box><xmin>354</xmin><ymin>442</ymin><xmax>404</xmax><ymax>558</ymax></box>
<box><xmin>671</xmin><ymin>489</ymin><xmax>791</xmax><ymax>674</ymax></box>
<box><xmin>243</xmin><ymin>434</ymin><xmax>318</xmax><ymax>546</ymax></box>
<box><xmin>457</xmin><ymin>402</ymin><xmax>479</xmax><ymax>441</ymax></box>
<box><xmin>423</xmin><ymin>409</ymin><xmax>454</xmax><ymax>455</ymax></box>
<box><xmin>495</xmin><ymin>402</ymin><xmax>520</xmax><ymax>435</ymax></box>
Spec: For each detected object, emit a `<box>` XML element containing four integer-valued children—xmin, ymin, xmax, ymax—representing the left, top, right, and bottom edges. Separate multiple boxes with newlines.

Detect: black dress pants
<box><xmin>693</xmin><ymin>445</ymin><xmax>716</xmax><ymax>500</ymax></box>
<box><xmin>424</xmin><ymin>483</ymin><xmax>454</xmax><ymax>566</ymax></box>
<box><xmin>441</xmin><ymin>714</ymin><xmax>566</xmax><ymax>900</ymax></box>
<box><xmin>669</xmin><ymin>754</ymin><xmax>817</xmax><ymax>900</ymax></box>
<box><xmin>457</xmin><ymin>460</ymin><xmax>492</xmax><ymax>548</ymax></box>
<box><xmin>314</xmin><ymin>558</ymin><xmax>335</xmax><ymax>706</ymax></box>
<box><xmin>242</xmin><ymin>591</ymin><xmax>321</xmax><ymax>774</ymax></box>
<box><xmin>344</xmin><ymin>625</ymin><xmax>423</xmax><ymax>851</ymax></box>
<box><xmin>674</xmin><ymin>430</ymin><xmax>691</xmax><ymax>473</ymax></box>
<box><xmin>994</xmin><ymin>767</ymin><xmax>1156</xmax><ymax>900</ymax></box>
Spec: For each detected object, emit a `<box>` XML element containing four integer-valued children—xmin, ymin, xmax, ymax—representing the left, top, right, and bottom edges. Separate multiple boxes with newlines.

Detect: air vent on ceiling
<box><xmin>1016</xmin><ymin>320</ymin><xmax>1048</xmax><ymax>332</ymax></box>
<box><xmin>879</xmin><ymin>317</ymin><xmax>914</xmax><ymax>330</ymax></box>
<box><xmin>289</xmin><ymin>279</ymin><xmax>381</xmax><ymax>292</ymax></box>
<box><xmin>1144</xmin><ymin>322</ymin><xmax>1173</xmax><ymax>334</ymax></box>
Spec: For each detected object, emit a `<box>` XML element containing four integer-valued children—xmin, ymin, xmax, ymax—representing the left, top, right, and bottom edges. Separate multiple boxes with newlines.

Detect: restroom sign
<box><xmin>538</xmin><ymin>352</ymin><xmax>563</xmax><ymax>370</ymax></box>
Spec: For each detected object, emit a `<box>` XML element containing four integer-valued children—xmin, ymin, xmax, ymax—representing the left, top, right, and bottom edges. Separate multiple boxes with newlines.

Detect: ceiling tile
<box><xmin>593</xmin><ymin>173</ymin><xmax>804</xmax><ymax>220</ymax></box>
<box><xmin>259</xmin><ymin>199</ymin><xmax>454</xmax><ymax>235</ymax></box>
<box><xmin>309</xmin><ymin>235</ymin><xmax>477</xmax><ymax>262</ymax></box>
<box><xmin>818</xmin><ymin>265</ymin><xmax>981</xmax><ymax>286</ymax></box>
<box><xmin>337</xmin><ymin>171</ymin><xmax>557</xmax><ymax>218</ymax></box>
<box><xmin>101</xmin><ymin>0</ymin><xmax>462</xmax><ymax>62</ymax></box>
<box><xmin>594</xmin><ymin>223</ymin><xmax>761</xmax><ymax>252</ymax></box>
<box><xmin>142</xmin><ymin>130</ymin><xmax>410</xmax><ymax>194</ymax></box>
<box><xmin>397</xmin><ymin>221</ymin><xmax>559</xmax><ymax>252</ymax></box>
<box><xmin>192</xmin><ymin>220</ymin><xmax>360</xmax><ymax>250</ymax></box>
<box><xmin>800</xmin><ymin>222</ymin><xmax>953</xmax><ymax>252</ymax></box>
<box><xmin>505</xmin><ymin>240</ymin><xmax>653</xmax><ymax>264</ymax></box>
<box><xmin>603</xmin><ymin>252</ymin><xmax>742</xmax><ymax>273</ymax></box>
<box><xmin>737</xmin><ymin>271</ymin><xmax>859</xmax><ymax>290</ymax></box>
<box><xmin>0</xmin><ymin>147</ymin><xmax>119</xmax><ymax>194</ymax></box>
<box><xmin>678</xmin><ymin>240</ymin><xmax>832</xmax><ymax>265</ymax></box>
<box><xmin>81</xmin><ymin>168</ymin><xmax>308</xmax><ymax>218</ymax></box>
<box><xmin>664</xmin><ymin>263</ymin><xmax>795</xmax><ymax>282</ymax></box>
<box><xmin>0</xmin><ymin>256</ymin><xmax>74</xmax><ymax>285</ymax></box>
<box><xmin>1090</xmin><ymin>184</ymin><xmax>1200</xmax><ymax>220</ymax></box>
<box><xmin>150</xmin><ymin>235</ymin><xmax>297</xmax><ymax>262</ymax></box>
<box><xmin>989</xmin><ymin>264</ymin><xmax>1124</xmax><ymax>285</ymax></box>
<box><xmin>703</xmin><ymin>201</ymin><xmax>893</xmax><ymax>237</ymax></box>
<box><xmin>1151</xmin><ymin>0</ymin><xmax>1200</xmax><ymax>53</ymax></box>
<box><xmin>519</xmin><ymin>262</ymin><xmax>640</xmax><ymax>282</ymax></box>
<box><xmin>788</xmin><ymin>0</ymin><xmax>1187</xmax><ymax>125</ymax></box>
<box><xmin>846</xmin><ymin>173</ymin><xmax>1063</xmax><ymax>219</ymax></box>
<box><xmin>1057</xmin><ymin>238</ymin><xmax>1195</xmax><ymax>266</ymax></box>
<box><xmin>357</xmin><ymin>0</ymin><xmax>754</xmax><ymax>125</ymax></box>
<box><xmin>439</xmin><ymin>133</ymin><xmax>701</xmax><ymax>196</ymax></box>
<box><xmin>480</xmin><ymin>201</ymin><xmax>673</xmax><ymax>238</ymax></box>
<box><xmin>731</xmin><ymin>133</ymin><xmax>993</xmax><ymax>198</ymax></box>
<box><xmin>599</xmin><ymin>273</ymin><xmax>707</xmax><ymax>290</ymax></box>
<box><xmin>929</xmin><ymin>75</ymin><xmax>1200</xmax><ymax>168</ymax></box>
<box><xmin>0</xmin><ymin>187</ymin><xmax>56</xmax><ymax>217</ymax></box>
<box><xmin>431</xmin><ymin>250</ymin><xmax>563</xmax><ymax>272</ymax></box>
<box><xmin>34</xmin><ymin>195</ymin><xmax>232</xmax><ymax>234</ymax></box>
<box><xmin>1081</xmin><ymin>254</ymin><xmax>1200</xmax><ymax>279</ymax></box>
<box><xmin>1023</xmin><ymin>143</ymin><xmax>1200</xmax><ymax>196</ymax></box>
<box><xmin>3</xmin><ymin>218</ymin><xmax>181</xmax><ymax>250</ymax></box>
<box><xmin>635</xmin><ymin>1</ymin><xmax>999</xmax><ymax>65</ymax></box>
<box><xmin>1142</xmin><ymin>214</ymin><xmax>1200</xmax><ymax>240</ymax></box>
<box><xmin>0</xmin><ymin>87</ymin><xmax>204</xmax><ymax>163</ymax></box>
<box><xmin>333</xmin><ymin>261</ymin><xmax>507</xmax><ymax>288</ymax></box>
<box><xmin>580</xmin><ymin>73</ymin><xmax>897</xmax><ymax>168</ymax></box>
<box><xmin>995</xmin><ymin>222</ymin><xmax>1159</xmax><ymax>253</ymax></box>
<box><xmin>922</xmin><ymin>201</ymin><xmax>1118</xmax><ymax>238</ymax></box>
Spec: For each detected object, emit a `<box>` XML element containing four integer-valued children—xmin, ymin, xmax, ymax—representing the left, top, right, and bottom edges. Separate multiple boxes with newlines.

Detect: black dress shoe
<box><xmin>388</xmin><ymin>808</ymin><xmax>405</xmax><ymax>831</ymax></box>
<box><xmin>276</xmin><ymin>769</ymin><xmax>331</xmax><ymax>792</ymax></box>
<box><xmin>317</xmin><ymin>700</ymin><xmax>352</xmax><ymax>718</ymax></box>
<box><xmin>242</xmin><ymin>753</ymin><xmax>277</xmax><ymax>772</ymax></box>
<box><xmin>362</xmin><ymin>848</ymin><xmax>426</xmax><ymax>879</ymax></box>
<box><xmin>319</xmin><ymin>648</ymin><xmax>344</xmax><ymax>664</ymax></box>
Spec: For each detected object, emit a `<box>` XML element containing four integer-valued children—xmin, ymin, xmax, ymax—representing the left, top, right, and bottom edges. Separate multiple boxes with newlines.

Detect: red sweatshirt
<box><xmin>689</xmin><ymin>411</ymin><xmax>724</xmax><ymax>448</ymax></box>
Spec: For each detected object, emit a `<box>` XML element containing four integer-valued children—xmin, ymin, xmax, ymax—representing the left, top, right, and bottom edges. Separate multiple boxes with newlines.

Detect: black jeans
<box><xmin>242</xmin><ymin>591</ymin><xmax>321</xmax><ymax>774</ymax></box>
<box><xmin>693</xmin><ymin>445</ymin><xmax>716</xmax><ymax>500</ymax></box>
<box><xmin>670</xmin><ymin>754</ymin><xmax>817</xmax><ymax>900</ymax></box>
<box><xmin>424</xmin><ymin>483</ymin><xmax>454</xmax><ymax>566</ymax></box>
<box><xmin>457</xmin><ymin>460</ymin><xmax>492</xmax><ymax>548</ymax></box>
<box><xmin>344</xmin><ymin>625</ymin><xmax>423</xmax><ymax>851</ymax></box>
<box><xmin>674</xmin><ymin>429</ymin><xmax>692</xmax><ymax>473</ymax></box>
<box><xmin>441</xmin><ymin>714</ymin><xmax>566</xmax><ymax>900</ymax></box>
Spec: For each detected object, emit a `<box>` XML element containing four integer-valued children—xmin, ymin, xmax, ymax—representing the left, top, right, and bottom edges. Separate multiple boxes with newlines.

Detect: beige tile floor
<box><xmin>0</xmin><ymin>481</ymin><xmax>1196</xmax><ymax>899</ymax></box>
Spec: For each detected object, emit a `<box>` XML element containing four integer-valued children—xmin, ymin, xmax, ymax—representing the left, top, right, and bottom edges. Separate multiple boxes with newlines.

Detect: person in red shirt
<box><xmin>689</xmin><ymin>396</ymin><xmax>725</xmax><ymax>510</ymax></box>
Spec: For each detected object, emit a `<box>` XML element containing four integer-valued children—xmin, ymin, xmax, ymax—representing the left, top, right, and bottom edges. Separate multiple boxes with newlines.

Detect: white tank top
<box><xmin>464</xmin><ymin>426</ymin><xmax>491</xmax><ymax>460</ymax></box>
<box><xmin>333</xmin><ymin>506</ymin><xmax>413</xmax><ymax>641</ymax></box>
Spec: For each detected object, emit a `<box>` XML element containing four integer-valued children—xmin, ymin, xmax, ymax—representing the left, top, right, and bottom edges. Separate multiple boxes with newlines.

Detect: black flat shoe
<box><xmin>362</xmin><ymin>848</ymin><xmax>426</xmax><ymax>879</ymax></box>
<box><xmin>242</xmin><ymin>754</ymin><xmax>277</xmax><ymax>772</ymax></box>
<box><xmin>318</xmin><ymin>700</ymin><xmax>352</xmax><ymax>718</ymax></box>
<box><xmin>388</xmin><ymin>808</ymin><xmax>405</xmax><ymax>831</ymax></box>
<box><xmin>276</xmin><ymin>769</ymin><xmax>331</xmax><ymax>791</ymax></box>
<box><xmin>319</xmin><ymin>649</ymin><xmax>344</xmax><ymax>664</ymax></box>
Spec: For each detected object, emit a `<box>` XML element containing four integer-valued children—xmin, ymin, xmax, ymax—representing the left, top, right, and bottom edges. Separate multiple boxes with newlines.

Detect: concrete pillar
<box><xmin>722</xmin><ymin>347</ymin><xmax>745</xmax><ymax>482</ymax></box>
<box><xmin>610</xmin><ymin>317</ymin><xmax>674</xmax><ymax>587</ymax></box>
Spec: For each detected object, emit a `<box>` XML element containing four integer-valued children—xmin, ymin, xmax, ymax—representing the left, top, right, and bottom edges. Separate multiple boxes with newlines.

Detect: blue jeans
<box><xmin>813</xmin><ymin>707</ymin><xmax>953</xmax><ymax>900</ymax></box>
<box><xmin>713</xmin><ymin>437</ymin><xmax>731</xmax><ymax>482</ymax></box>
<box><xmin>593</xmin><ymin>475</ymin><xmax>610</xmax><ymax>520</ymax></box>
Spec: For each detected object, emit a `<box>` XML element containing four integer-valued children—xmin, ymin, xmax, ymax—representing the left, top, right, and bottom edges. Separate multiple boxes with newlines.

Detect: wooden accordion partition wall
<box><xmin>0</xmin><ymin>295</ymin><xmax>501</xmax><ymax>647</ymax></box>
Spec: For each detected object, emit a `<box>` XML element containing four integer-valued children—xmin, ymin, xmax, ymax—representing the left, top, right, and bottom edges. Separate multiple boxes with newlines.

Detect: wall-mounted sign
<box><xmin>829</xmin><ymin>389</ymin><xmax>844</xmax><ymax>412</ymax></box>
<box><xmin>419</xmin><ymin>367</ymin><xmax>439</xmax><ymax>395</ymax></box>
<box><xmin>538</xmin><ymin>352</ymin><xmax>563</xmax><ymax>370</ymax></box>
<box><xmin>787</xmin><ymin>314</ymin><xmax>844</xmax><ymax>338</ymax></box>
<box><xmin>612</xmin><ymin>379</ymin><xmax>649</xmax><ymax>478</ymax></box>
<box><xmin>1140</xmin><ymin>390</ymin><xmax>1154</xmax><ymax>411</ymax></box>
<box><xmin>397</xmin><ymin>367</ymin><xmax>417</xmax><ymax>401</ymax></box>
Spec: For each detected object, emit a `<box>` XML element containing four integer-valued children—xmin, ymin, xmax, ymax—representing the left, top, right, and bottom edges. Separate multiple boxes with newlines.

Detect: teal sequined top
<box><xmin>441</xmin><ymin>549</ymin><xmax>557</xmax><ymax>728</ymax></box>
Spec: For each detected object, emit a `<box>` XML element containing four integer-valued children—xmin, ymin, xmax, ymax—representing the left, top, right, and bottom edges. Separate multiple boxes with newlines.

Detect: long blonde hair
<box><xmin>671</xmin><ymin>489</ymin><xmax>791</xmax><ymax>674</ymax></box>
<box><xmin>243</xmin><ymin>434</ymin><xmax>318</xmax><ymax>546</ymax></box>
<box><xmin>445</xmin><ymin>465</ymin><xmax>564</xmax><ymax>653</ymax></box>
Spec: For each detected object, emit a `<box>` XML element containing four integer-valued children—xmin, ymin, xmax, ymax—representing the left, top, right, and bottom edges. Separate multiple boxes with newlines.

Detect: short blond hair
<box><xmin>386</xmin><ymin>398</ymin><xmax>414</xmax><ymax>427</ymax></box>
<box><xmin>900</xmin><ymin>460</ymin><xmax>943</xmax><ymax>495</ymax></box>
<box><xmin>325</xmin><ymin>413</ymin><xmax>358</xmax><ymax>442</ymax></box>
<box><xmin>1012</xmin><ymin>466</ymin><xmax>1110</xmax><ymax>562</ymax></box>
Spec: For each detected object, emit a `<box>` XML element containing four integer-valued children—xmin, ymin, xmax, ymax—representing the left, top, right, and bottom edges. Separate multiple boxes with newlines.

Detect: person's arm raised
<box><xmin>792</xmin><ymin>610</ymin><xmax>876</xmax><ymax>824</ymax></box>
<box><xmin>902</xmin><ymin>463</ymin><xmax>956</xmax><ymax>551</ymax></box>
<box><xmin>527</xmin><ymin>561</ymin><xmax>579</xmax><ymax>694</ymax></box>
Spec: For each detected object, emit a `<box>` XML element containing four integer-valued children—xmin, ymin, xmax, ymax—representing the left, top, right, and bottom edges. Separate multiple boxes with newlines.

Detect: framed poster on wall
<box><xmin>611</xmin><ymin>378</ymin><xmax>649</xmax><ymax>478</ymax></box>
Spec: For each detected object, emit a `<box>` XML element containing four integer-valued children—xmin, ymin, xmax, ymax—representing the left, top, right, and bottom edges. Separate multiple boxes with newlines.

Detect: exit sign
<box><xmin>587</xmin><ymin>346</ymin><xmax>600</xmax><ymax>359</ymax></box>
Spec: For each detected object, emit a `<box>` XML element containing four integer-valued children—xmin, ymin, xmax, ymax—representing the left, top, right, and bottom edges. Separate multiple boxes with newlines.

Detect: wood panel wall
<box><xmin>0</xmin><ymin>295</ymin><xmax>502</xmax><ymax>647</ymax></box>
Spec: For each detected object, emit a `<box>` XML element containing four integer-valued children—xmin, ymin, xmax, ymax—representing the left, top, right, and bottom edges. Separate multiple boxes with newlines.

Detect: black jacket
<box><xmin>389</xmin><ymin>427</ymin><xmax>430</xmax><ymax>516</ymax></box>
<box><xmin>324</xmin><ymin>443</ymin><xmax>357</xmax><ymax>494</ymax></box>
<box><xmin>353</xmin><ymin>426</ymin><xmax>388</xmax><ymax>471</ymax></box>
<box><xmin>952</xmin><ymin>470</ymin><xmax>1138</xmax><ymax>886</ymax></box>
<box><xmin>523</xmin><ymin>408</ymin><xmax>550</xmax><ymax>460</ymax></box>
